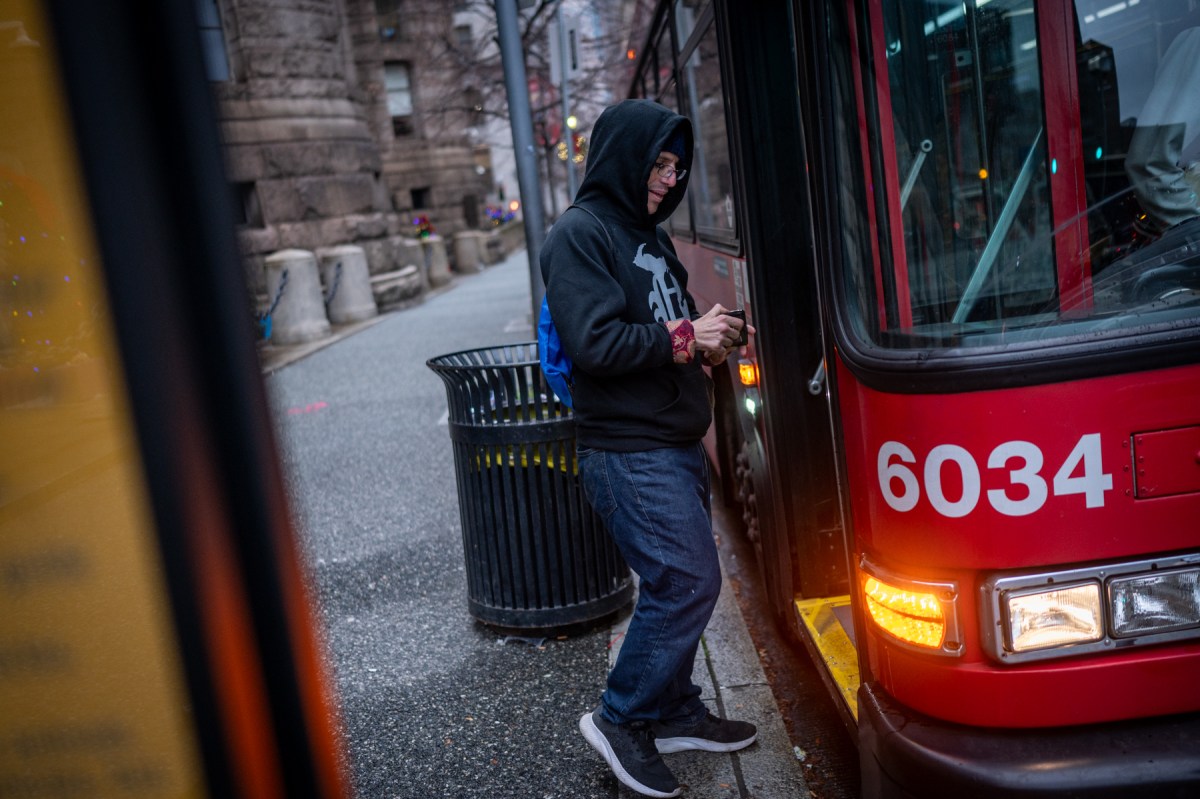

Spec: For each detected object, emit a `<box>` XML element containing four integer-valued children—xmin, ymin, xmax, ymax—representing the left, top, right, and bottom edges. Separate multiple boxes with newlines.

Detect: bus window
<box><xmin>656</xmin><ymin>79</ymin><xmax>694</xmax><ymax>238</ymax></box>
<box><xmin>674</xmin><ymin>0</ymin><xmax>702</xmax><ymax>46</ymax></box>
<box><xmin>681</xmin><ymin>18</ymin><xmax>736</xmax><ymax>244</ymax></box>
<box><xmin>838</xmin><ymin>0</ymin><xmax>1200</xmax><ymax>350</ymax></box>
<box><xmin>655</xmin><ymin>26</ymin><xmax>674</xmax><ymax>100</ymax></box>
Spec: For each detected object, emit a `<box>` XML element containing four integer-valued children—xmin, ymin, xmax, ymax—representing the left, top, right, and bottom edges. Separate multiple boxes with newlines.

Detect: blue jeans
<box><xmin>577</xmin><ymin>442</ymin><xmax>721</xmax><ymax>727</ymax></box>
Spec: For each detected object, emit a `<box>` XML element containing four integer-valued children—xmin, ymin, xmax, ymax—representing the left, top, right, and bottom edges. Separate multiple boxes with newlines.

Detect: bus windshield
<box><xmin>836</xmin><ymin>0</ymin><xmax>1200</xmax><ymax>351</ymax></box>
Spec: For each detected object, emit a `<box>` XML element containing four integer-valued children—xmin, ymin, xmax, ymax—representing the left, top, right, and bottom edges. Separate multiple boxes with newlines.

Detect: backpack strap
<box><xmin>538</xmin><ymin>205</ymin><xmax>616</xmax><ymax>408</ymax></box>
<box><xmin>566</xmin><ymin>203</ymin><xmax>615</xmax><ymax>255</ymax></box>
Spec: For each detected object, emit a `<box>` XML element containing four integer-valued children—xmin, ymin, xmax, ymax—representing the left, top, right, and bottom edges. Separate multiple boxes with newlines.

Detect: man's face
<box><xmin>646</xmin><ymin>151</ymin><xmax>680</xmax><ymax>215</ymax></box>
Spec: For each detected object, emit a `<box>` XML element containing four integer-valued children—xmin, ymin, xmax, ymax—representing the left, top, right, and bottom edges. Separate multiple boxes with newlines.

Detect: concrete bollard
<box><xmin>371</xmin><ymin>264</ymin><xmax>423</xmax><ymax>311</ymax></box>
<box><xmin>423</xmin><ymin>234</ymin><xmax>452</xmax><ymax>288</ymax></box>
<box><xmin>396</xmin><ymin>237</ymin><xmax>428</xmax><ymax>291</ymax></box>
<box><xmin>483</xmin><ymin>231</ymin><xmax>504</xmax><ymax>264</ymax></box>
<box><xmin>317</xmin><ymin>245</ymin><xmax>378</xmax><ymax>325</ymax></box>
<box><xmin>263</xmin><ymin>249</ymin><xmax>330</xmax><ymax>345</ymax></box>
<box><xmin>452</xmin><ymin>231</ymin><xmax>484</xmax><ymax>274</ymax></box>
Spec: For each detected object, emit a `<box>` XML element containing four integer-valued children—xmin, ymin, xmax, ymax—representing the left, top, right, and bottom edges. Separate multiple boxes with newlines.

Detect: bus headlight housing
<box><xmin>859</xmin><ymin>558</ymin><xmax>962</xmax><ymax>656</ymax></box>
<box><xmin>983</xmin><ymin>555</ymin><xmax>1200</xmax><ymax>664</ymax></box>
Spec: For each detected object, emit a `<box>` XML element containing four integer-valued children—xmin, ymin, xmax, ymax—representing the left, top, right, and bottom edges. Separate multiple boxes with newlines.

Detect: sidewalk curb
<box><xmin>257</xmin><ymin>275</ymin><xmax>462</xmax><ymax>376</ymax></box>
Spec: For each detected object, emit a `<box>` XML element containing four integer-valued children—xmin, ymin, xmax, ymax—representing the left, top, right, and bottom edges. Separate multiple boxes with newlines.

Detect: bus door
<box><xmin>806</xmin><ymin>0</ymin><xmax>1200</xmax><ymax>792</ymax></box>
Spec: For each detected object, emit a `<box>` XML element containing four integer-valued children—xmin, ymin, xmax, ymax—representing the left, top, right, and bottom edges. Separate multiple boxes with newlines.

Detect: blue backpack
<box><xmin>537</xmin><ymin>296</ymin><xmax>573</xmax><ymax>407</ymax></box>
<box><xmin>538</xmin><ymin>205</ymin><xmax>613</xmax><ymax>409</ymax></box>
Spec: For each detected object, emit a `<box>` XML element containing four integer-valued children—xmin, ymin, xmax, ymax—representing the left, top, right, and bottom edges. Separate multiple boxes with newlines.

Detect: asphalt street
<box><xmin>262</xmin><ymin>248</ymin><xmax>813</xmax><ymax>799</ymax></box>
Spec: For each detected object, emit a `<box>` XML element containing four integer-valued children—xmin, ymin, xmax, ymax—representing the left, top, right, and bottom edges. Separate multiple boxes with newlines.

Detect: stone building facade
<box><xmin>204</xmin><ymin>0</ymin><xmax>493</xmax><ymax>296</ymax></box>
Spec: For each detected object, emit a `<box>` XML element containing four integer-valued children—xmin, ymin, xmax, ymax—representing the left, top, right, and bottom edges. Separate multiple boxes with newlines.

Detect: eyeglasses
<box><xmin>653</xmin><ymin>161</ymin><xmax>687</xmax><ymax>181</ymax></box>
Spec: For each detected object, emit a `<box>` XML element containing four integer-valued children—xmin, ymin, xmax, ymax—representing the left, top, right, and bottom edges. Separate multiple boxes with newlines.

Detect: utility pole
<box><xmin>495</xmin><ymin>0</ymin><xmax>546</xmax><ymax>319</ymax></box>
<box><xmin>557</xmin><ymin>4</ymin><xmax>577</xmax><ymax>201</ymax></box>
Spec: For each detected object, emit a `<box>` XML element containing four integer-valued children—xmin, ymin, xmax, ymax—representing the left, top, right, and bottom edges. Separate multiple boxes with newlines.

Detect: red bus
<box><xmin>629</xmin><ymin>0</ymin><xmax>1200</xmax><ymax>794</ymax></box>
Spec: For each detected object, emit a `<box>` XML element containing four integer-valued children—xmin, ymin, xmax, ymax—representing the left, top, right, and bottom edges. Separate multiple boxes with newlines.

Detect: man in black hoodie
<box><xmin>541</xmin><ymin>99</ymin><xmax>755</xmax><ymax>798</ymax></box>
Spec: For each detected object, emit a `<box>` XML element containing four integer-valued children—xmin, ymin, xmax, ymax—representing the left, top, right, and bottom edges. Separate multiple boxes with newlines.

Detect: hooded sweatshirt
<box><xmin>539</xmin><ymin>99</ymin><xmax>710</xmax><ymax>451</ymax></box>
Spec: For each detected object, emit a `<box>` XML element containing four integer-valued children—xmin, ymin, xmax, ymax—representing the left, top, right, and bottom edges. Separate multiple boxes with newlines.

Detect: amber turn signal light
<box><xmin>737</xmin><ymin>358</ymin><xmax>758</xmax><ymax>387</ymax></box>
<box><xmin>862</xmin><ymin>574</ymin><xmax>946</xmax><ymax>650</ymax></box>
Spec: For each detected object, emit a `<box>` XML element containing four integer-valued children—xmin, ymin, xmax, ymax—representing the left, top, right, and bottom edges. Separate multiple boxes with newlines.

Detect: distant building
<box><xmin>451</xmin><ymin>0</ymin><xmax>626</xmax><ymax>225</ymax></box>
<box><xmin>200</xmin><ymin>0</ymin><xmax>492</xmax><ymax>294</ymax></box>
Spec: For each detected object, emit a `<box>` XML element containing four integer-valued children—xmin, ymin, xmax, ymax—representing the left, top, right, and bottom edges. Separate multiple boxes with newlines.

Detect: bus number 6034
<box><xmin>878</xmin><ymin>434</ymin><xmax>1114</xmax><ymax>518</ymax></box>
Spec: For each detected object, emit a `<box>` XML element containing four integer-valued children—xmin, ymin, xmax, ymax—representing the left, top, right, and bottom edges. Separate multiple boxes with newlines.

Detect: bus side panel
<box><xmin>839</xmin><ymin>362</ymin><xmax>1200</xmax><ymax>567</ymax></box>
<box><xmin>867</xmin><ymin>634</ymin><xmax>1200</xmax><ymax>728</ymax></box>
<box><xmin>836</xmin><ymin>357</ymin><xmax>1200</xmax><ymax>727</ymax></box>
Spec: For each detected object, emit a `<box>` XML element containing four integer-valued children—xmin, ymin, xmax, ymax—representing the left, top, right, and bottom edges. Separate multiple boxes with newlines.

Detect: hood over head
<box><xmin>574</xmin><ymin>99</ymin><xmax>693</xmax><ymax>227</ymax></box>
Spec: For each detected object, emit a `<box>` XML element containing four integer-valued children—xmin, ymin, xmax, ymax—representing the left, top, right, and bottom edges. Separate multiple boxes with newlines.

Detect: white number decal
<box><xmin>877</xmin><ymin>435</ymin><xmax>1111</xmax><ymax>517</ymax></box>
<box><xmin>878</xmin><ymin>441</ymin><xmax>919</xmax><ymax>512</ymax></box>
<box><xmin>986</xmin><ymin>441</ymin><xmax>1048</xmax><ymax>516</ymax></box>
<box><xmin>924</xmin><ymin>445</ymin><xmax>980</xmax><ymax>518</ymax></box>
<box><xmin>1052</xmin><ymin>433</ymin><xmax>1113</xmax><ymax>509</ymax></box>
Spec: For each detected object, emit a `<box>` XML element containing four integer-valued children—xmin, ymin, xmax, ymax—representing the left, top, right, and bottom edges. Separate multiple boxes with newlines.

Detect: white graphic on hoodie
<box><xmin>632</xmin><ymin>243</ymin><xmax>686</xmax><ymax>323</ymax></box>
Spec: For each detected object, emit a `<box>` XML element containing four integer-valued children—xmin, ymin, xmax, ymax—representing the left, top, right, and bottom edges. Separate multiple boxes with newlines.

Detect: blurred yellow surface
<box><xmin>0</xmin><ymin>1</ymin><xmax>205</xmax><ymax>794</ymax></box>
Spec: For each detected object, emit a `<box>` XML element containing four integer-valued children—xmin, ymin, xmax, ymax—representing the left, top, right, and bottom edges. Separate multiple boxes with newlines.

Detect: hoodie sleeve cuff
<box><xmin>665</xmin><ymin>318</ymin><xmax>696</xmax><ymax>364</ymax></box>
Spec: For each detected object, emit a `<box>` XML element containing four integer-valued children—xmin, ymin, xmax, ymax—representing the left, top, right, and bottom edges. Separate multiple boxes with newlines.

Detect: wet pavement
<box><xmin>262</xmin><ymin>248</ymin><xmax>813</xmax><ymax>798</ymax></box>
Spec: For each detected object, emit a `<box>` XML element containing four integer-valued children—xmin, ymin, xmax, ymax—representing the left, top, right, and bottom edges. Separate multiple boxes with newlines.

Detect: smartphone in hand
<box><xmin>726</xmin><ymin>309</ymin><xmax>747</xmax><ymax>346</ymax></box>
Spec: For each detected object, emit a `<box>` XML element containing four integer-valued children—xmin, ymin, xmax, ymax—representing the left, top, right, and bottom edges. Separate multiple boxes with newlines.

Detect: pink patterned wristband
<box><xmin>665</xmin><ymin>318</ymin><xmax>696</xmax><ymax>364</ymax></box>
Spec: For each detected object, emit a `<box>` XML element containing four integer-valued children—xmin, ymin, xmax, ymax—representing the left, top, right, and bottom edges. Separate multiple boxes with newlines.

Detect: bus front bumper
<box><xmin>859</xmin><ymin>681</ymin><xmax>1200</xmax><ymax>798</ymax></box>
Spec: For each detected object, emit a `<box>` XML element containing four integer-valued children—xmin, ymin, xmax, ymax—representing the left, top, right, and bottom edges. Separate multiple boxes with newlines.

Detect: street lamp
<box><xmin>564</xmin><ymin>114</ymin><xmax>579</xmax><ymax>194</ymax></box>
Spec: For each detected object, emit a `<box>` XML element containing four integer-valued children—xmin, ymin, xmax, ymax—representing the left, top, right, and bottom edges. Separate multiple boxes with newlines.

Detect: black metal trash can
<box><xmin>427</xmin><ymin>342</ymin><xmax>633</xmax><ymax>630</ymax></box>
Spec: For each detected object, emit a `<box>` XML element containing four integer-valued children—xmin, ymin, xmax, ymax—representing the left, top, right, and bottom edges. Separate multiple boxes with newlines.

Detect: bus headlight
<box><xmin>858</xmin><ymin>559</ymin><xmax>962</xmax><ymax>656</ymax></box>
<box><xmin>1005</xmin><ymin>583</ymin><xmax>1103</xmax><ymax>653</ymax></box>
<box><xmin>983</xmin><ymin>554</ymin><xmax>1200</xmax><ymax>664</ymax></box>
<box><xmin>1110</xmin><ymin>568</ymin><xmax>1200</xmax><ymax>637</ymax></box>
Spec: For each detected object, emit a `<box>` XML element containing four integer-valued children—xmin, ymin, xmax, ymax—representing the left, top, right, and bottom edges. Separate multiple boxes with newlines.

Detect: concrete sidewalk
<box><xmin>262</xmin><ymin>248</ymin><xmax>811</xmax><ymax>798</ymax></box>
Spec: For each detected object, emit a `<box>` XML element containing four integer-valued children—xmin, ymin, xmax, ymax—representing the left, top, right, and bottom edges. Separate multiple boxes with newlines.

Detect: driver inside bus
<box><xmin>1125</xmin><ymin>22</ymin><xmax>1200</xmax><ymax>234</ymax></box>
<box><xmin>1115</xmin><ymin>14</ymin><xmax>1200</xmax><ymax>305</ymax></box>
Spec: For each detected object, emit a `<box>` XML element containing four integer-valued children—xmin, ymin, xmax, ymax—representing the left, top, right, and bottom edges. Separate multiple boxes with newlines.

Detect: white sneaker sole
<box><xmin>578</xmin><ymin>712</ymin><xmax>682</xmax><ymax>798</ymax></box>
<box><xmin>654</xmin><ymin>731</ymin><xmax>758</xmax><ymax>754</ymax></box>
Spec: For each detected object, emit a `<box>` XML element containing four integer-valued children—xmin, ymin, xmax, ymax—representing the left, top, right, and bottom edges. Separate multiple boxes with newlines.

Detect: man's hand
<box><xmin>692</xmin><ymin>304</ymin><xmax>754</xmax><ymax>363</ymax></box>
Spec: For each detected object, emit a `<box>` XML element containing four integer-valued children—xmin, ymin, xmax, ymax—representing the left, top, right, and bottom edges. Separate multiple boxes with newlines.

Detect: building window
<box><xmin>196</xmin><ymin>0</ymin><xmax>230</xmax><ymax>81</ymax></box>
<box><xmin>462</xmin><ymin>194</ymin><xmax>480</xmax><ymax>229</ymax></box>
<box><xmin>454</xmin><ymin>24</ymin><xmax>473</xmax><ymax>50</ymax></box>
<box><xmin>411</xmin><ymin>186</ymin><xmax>431</xmax><ymax>210</ymax></box>
<box><xmin>232</xmin><ymin>182</ymin><xmax>262</xmax><ymax>228</ymax></box>
<box><xmin>376</xmin><ymin>0</ymin><xmax>401</xmax><ymax>41</ymax></box>
<box><xmin>385</xmin><ymin>62</ymin><xmax>414</xmax><ymax>136</ymax></box>
<box><xmin>391</xmin><ymin>61</ymin><xmax>420</xmax><ymax>135</ymax></box>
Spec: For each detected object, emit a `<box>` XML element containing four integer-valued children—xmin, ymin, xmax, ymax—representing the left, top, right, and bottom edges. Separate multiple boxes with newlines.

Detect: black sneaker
<box><xmin>579</xmin><ymin>709</ymin><xmax>682</xmax><ymax>798</ymax></box>
<box><xmin>652</xmin><ymin>711</ymin><xmax>758</xmax><ymax>754</ymax></box>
